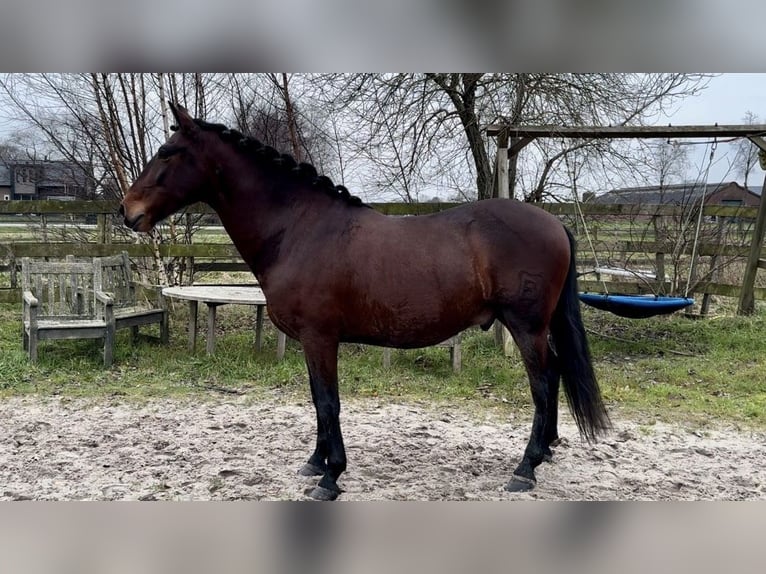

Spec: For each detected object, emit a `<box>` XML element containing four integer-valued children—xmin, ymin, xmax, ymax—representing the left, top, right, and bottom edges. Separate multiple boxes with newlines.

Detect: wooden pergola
<box><xmin>486</xmin><ymin>123</ymin><xmax>766</xmax><ymax>316</ymax></box>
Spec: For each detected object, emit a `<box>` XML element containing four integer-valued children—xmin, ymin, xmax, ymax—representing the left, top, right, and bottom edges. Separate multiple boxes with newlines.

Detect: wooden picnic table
<box><xmin>161</xmin><ymin>285</ymin><xmax>287</xmax><ymax>358</ymax></box>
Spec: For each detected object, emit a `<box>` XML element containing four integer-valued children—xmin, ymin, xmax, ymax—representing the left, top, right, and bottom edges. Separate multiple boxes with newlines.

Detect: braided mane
<box><xmin>179</xmin><ymin>118</ymin><xmax>366</xmax><ymax>208</ymax></box>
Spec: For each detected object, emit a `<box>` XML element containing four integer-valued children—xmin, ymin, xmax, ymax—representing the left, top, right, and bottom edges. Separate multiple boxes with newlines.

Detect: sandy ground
<box><xmin>0</xmin><ymin>393</ymin><xmax>763</xmax><ymax>501</ymax></box>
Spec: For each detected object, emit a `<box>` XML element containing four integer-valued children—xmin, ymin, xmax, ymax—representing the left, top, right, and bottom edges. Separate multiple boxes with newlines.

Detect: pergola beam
<box><xmin>487</xmin><ymin>124</ymin><xmax>766</xmax><ymax>140</ymax></box>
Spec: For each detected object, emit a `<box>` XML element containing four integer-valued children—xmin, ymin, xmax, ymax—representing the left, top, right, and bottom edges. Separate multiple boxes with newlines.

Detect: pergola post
<box><xmin>492</xmin><ymin>130</ymin><xmax>518</xmax><ymax>356</ymax></box>
<box><xmin>738</xmin><ymin>136</ymin><xmax>766</xmax><ymax>314</ymax></box>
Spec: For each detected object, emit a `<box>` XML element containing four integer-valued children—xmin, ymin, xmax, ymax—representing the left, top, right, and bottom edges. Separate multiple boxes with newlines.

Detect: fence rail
<box><xmin>1</xmin><ymin>200</ymin><xmax>763</xmax><ymax>308</ymax></box>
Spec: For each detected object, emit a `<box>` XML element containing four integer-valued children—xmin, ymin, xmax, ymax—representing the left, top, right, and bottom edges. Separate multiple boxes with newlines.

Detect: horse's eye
<box><xmin>158</xmin><ymin>145</ymin><xmax>182</xmax><ymax>161</ymax></box>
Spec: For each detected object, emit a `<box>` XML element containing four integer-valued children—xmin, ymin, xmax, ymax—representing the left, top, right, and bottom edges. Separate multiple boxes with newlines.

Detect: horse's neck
<box><xmin>209</xmin><ymin>181</ymin><xmax>337</xmax><ymax>284</ymax></box>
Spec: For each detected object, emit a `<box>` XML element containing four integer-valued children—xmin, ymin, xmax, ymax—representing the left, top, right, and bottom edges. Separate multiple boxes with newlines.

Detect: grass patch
<box><xmin>586</xmin><ymin>307</ymin><xmax>766</xmax><ymax>426</ymax></box>
<box><xmin>1</xmin><ymin>301</ymin><xmax>764</xmax><ymax>428</ymax></box>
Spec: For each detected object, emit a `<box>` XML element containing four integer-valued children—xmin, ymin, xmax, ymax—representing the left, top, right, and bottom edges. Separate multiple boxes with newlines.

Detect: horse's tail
<box><xmin>550</xmin><ymin>227</ymin><xmax>611</xmax><ymax>442</ymax></box>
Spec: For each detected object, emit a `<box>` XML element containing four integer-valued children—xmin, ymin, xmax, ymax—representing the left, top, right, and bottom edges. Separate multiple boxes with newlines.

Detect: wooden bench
<box><xmin>382</xmin><ymin>333</ymin><xmax>462</xmax><ymax>372</ymax></box>
<box><xmin>93</xmin><ymin>252</ymin><xmax>168</xmax><ymax>345</ymax></box>
<box><xmin>22</xmin><ymin>256</ymin><xmax>115</xmax><ymax>366</ymax></box>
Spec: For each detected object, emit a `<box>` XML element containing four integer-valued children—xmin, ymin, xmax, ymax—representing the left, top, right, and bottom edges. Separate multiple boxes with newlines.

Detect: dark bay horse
<box><xmin>121</xmin><ymin>103</ymin><xmax>610</xmax><ymax>500</ymax></box>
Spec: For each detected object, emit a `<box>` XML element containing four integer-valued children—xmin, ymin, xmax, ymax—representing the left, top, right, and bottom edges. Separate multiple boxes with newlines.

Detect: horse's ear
<box><xmin>168</xmin><ymin>101</ymin><xmax>197</xmax><ymax>135</ymax></box>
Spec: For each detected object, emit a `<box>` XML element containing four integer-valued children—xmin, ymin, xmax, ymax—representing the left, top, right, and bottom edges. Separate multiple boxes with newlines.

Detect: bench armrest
<box><xmin>22</xmin><ymin>289</ymin><xmax>39</xmax><ymax>329</ymax></box>
<box><xmin>154</xmin><ymin>284</ymin><xmax>167</xmax><ymax>309</ymax></box>
<box><xmin>22</xmin><ymin>290</ymin><xmax>39</xmax><ymax>308</ymax></box>
<box><xmin>95</xmin><ymin>290</ymin><xmax>115</xmax><ymax>325</ymax></box>
<box><xmin>95</xmin><ymin>290</ymin><xmax>114</xmax><ymax>306</ymax></box>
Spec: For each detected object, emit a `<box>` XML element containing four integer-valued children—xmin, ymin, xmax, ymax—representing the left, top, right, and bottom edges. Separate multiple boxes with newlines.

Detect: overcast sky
<box><xmin>664</xmin><ymin>73</ymin><xmax>766</xmax><ymax>125</ymax></box>
<box><xmin>1</xmin><ymin>73</ymin><xmax>764</xmax><ymax>195</ymax></box>
<box><xmin>659</xmin><ymin>73</ymin><xmax>766</xmax><ymax>189</ymax></box>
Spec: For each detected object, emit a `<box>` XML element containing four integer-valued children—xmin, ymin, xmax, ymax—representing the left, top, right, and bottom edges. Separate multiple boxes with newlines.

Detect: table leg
<box><xmin>255</xmin><ymin>305</ymin><xmax>264</xmax><ymax>351</ymax></box>
<box><xmin>382</xmin><ymin>348</ymin><xmax>392</xmax><ymax>368</ymax></box>
<box><xmin>188</xmin><ymin>300</ymin><xmax>198</xmax><ymax>353</ymax></box>
<box><xmin>206</xmin><ymin>303</ymin><xmax>218</xmax><ymax>355</ymax></box>
<box><xmin>277</xmin><ymin>330</ymin><xmax>286</xmax><ymax>360</ymax></box>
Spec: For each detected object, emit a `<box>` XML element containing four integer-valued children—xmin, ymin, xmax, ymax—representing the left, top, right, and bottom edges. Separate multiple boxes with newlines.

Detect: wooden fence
<box><xmin>1</xmin><ymin>200</ymin><xmax>765</xmax><ymax>309</ymax></box>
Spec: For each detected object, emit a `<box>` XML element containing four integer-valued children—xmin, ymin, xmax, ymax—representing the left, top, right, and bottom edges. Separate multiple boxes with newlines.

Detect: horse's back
<box><xmin>347</xmin><ymin>198</ymin><xmax>571</xmax><ymax>303</ymax></box>
<box><xmin>439</xmin><ymin>198</ymin><xmax>570</xmax><ymax>268</ymax></box>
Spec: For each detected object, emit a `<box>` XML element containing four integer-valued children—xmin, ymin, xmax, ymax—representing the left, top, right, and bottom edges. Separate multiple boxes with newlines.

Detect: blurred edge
<box><xmin>0</xmin><ymin>502</ymin><xmax>763</xmax><ymax>574</ymax></box>
<box><xmin>0</xmin><ymin>0</ymin><xmax>765</xmax><ymax>70</ymax></box>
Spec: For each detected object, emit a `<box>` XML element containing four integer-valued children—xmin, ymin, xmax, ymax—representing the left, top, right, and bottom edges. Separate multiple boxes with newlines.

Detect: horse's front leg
<box><xmin>300</xmin><ymin>336</ymin><xmax>346</xmax><ymax>501</ymax></box>
<box><xmin>298</xmin><ymin>373</ymin><xmax>330</xmax><ymax>478</ymax></box>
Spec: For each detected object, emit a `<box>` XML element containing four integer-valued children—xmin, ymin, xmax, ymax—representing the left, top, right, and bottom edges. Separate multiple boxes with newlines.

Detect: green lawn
<box><xmin>2</xmin><ymin>301</ymin><xmax>764</xmax><ymax>428</ymax></box>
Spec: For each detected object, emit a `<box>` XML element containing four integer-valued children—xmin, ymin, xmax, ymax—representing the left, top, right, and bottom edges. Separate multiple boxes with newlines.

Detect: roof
<box><xmin>591</xmin><ymin>181</ymin><xmax>758</xmax><ymax>205</ymax></box>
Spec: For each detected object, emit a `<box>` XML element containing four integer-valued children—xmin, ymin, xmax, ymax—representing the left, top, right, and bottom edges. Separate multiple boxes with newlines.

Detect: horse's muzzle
<box><xmin>119</xmin><ymin>203</ymin><xmax>145</xmax><ymax>231</ymax></box>
<box><xmin>126</xmin><ymin>213</ymin><xmax>145</xmax><ymax>231</ymax></box>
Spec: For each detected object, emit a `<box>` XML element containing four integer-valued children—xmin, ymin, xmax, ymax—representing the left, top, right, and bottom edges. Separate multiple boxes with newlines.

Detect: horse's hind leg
<box><xmin>501</xmin><ymin>321</ymin><xmax>559</xmax><ymax>492</ymax></box>
<box><xmin>543</xmin><ymin>337</ymin><xmax>561</xmax><ymax>461</ymax></box>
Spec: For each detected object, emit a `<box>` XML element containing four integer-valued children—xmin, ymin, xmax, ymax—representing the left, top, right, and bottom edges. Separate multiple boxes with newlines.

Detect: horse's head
<box><xmin>120</xmin><ymin>102</ymin><xmax>213</xmax><ymax>233</ymax></box>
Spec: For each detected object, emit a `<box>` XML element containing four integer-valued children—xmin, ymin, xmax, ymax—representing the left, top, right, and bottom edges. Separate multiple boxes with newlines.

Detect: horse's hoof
<box><xmin>505</xmin><ymin>475</ymin><xmax>536</xmax><ymax>493</ymax></box>
<box><xmin>298</xmin><ymin>462</ymin><xmax>325</xmax><ymax>477</ymax></box>
<box><xmin>305</xmin><ymin>485</ymin><xmax>340</xmax><ymax>501</ymax></box>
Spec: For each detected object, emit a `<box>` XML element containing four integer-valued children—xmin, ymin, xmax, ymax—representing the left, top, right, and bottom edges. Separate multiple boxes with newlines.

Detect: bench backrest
<box><xmin>21</xmin><ymin>256</ymin><xmax>96</xmax><ymax>319</ymax></box>
<box><xmin>93</xmin><ymin>251</ymin><xmax>136</xmax><ymax>309</ymax></box>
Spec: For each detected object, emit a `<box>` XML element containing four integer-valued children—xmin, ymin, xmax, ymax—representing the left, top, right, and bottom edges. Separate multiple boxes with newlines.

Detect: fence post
<box><xmin>97</xmin><ymin>214</ymin><xmax>107</xmax><ymax>245</ymax></box>
<box><xmin>97</xmin><ymin>208</ymin><xmax>113</xmax><ymax>245</ymax></box>
<box><xmin>655</xmin><ymin>252</ymin><xmax>665</xmax><ymax>294</ymax></box>
<box><xmin>700</xmin><ymin>219</ymin><xmax>724</xmax><ymax>315</ymax></box>
<box><xmin>185</xmin><ymin>212</ymin><xmax>194</xmax><ymax>285</ymax></box>
<box><xmin>9</xmin><ymin>253</ymin><xmax>17</xmax><ymax>288</ymax></box>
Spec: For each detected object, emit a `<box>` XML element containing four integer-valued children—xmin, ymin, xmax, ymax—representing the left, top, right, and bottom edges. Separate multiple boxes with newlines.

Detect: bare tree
<box><xmin>311</xmin><ymin>73</ymin><xmax>710</xmax><ymax>204</ymax></box>
<box><xmin>732</xmin><ymin>111</ymin><xmax>762</xmax><ymax>189</ymax></box>
<box><xmin>0</xmin><ymin>73</ymin><xmax>232</xmax><ymax>284</ymax></box>
<box><xmin>226</xmin><ymin>74</ymin><xmax>336</xmax><ymax>174</ymax></box>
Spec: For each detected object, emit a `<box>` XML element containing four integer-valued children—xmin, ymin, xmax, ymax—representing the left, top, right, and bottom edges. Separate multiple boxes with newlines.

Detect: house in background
<box><xmin>0</xmin><ymin>160</ymin><xmax>94</xmax><ymax>201</ymax></box>
<box><xmin>587</xmin><ymin>181</ymin><xmax>761</xmax><ymax>208</ymax></box>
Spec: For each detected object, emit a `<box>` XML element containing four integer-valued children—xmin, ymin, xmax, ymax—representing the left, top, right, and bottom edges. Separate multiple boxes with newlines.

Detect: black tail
<box><xmin>550</xmin><ymin>227</ymin><xmax>610</xmax><ymax>442</ymax></box>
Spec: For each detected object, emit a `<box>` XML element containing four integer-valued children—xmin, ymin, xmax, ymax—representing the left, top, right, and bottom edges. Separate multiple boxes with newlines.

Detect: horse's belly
<box><xmin>342</xmin><ymin>300</ymin><xmax>492</xmax><ymax>348</ymax></box>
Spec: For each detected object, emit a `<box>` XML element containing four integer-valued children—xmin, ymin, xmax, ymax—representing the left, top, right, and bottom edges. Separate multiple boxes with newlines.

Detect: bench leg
<box><xmin>160</xmin><ymin>310</ymin><xmax>169</xmax><ymax>345</ymax></box>
<box><xmin>29</xmin><ymin>333</ymin><xmax>38</xmax><ymax>363</ymax></box>
<box><xmin>131</xmin><ymin>325</ymin><xmax>139</xmax><ymax>345</ymax></box>
<box><xmin>104</xmin><ymin>325</ymin><xmax>115</xmax><ymax>368</ymax></box>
